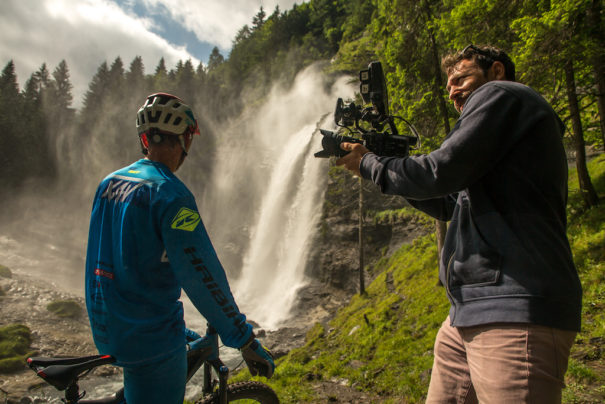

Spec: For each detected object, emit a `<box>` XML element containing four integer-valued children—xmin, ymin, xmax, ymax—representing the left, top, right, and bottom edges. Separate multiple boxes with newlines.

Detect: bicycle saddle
<box><xmin>27</xmin><ymin>354</ymin><xmax>115</xmax><ymax>391</ymax></box>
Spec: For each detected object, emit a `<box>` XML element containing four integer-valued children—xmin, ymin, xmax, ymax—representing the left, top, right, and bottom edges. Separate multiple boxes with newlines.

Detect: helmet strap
<box><xmin>140</xmin><ymin>133</ymin><xmax>150</xmax><ymax>155</ymax></box>
<box><xmin>178</xmin><ymin>134</ymin><xmax>189</xmax><ymax>157</ymax></box>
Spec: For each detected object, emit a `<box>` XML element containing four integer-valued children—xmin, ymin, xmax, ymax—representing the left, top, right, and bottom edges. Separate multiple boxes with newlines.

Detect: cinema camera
<box><xmin>314</xmin><ymin>61</ymin><xmax>419</xmax><ymax>158</ymax></box>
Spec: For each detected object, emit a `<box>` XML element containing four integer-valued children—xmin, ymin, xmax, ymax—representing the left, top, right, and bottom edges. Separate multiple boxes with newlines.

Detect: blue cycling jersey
<box><xmin>85</xmin><ymin>159</ymin><xmax>252</xmax><ymax>365</ymax></box>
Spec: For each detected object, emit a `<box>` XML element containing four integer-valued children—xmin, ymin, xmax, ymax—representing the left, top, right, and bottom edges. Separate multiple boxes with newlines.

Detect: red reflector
<box><xmin>101</xmin><ymin>355</ymin><xmax>112</xmax><ymax>359</ymax></box>
<box><xmin>38</xmin><ymin>371</ymin><xmax>47</xmax><ymax>378</ymax></box>
<box><xmin>94</xmin><ymin>268</ymin><xmax>114</xmax><ymax>279</ymax></box>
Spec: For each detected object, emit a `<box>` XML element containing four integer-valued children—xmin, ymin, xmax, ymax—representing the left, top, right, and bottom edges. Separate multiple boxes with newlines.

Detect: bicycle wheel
<box><xmin>195</xmin><ymin>381</ymin><xmax>279</xmax><ymax>404</ymax></box>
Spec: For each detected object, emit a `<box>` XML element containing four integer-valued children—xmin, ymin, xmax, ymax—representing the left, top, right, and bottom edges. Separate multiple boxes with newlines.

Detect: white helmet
<box><xmin>136</xmin><ymin>93</ymin><xmax>200</xmax><ymax>136</ymax></box>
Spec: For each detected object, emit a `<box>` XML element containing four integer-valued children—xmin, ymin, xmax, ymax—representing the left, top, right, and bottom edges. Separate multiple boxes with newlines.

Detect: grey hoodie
<box><xmin>360</xmin><ymin>80</ymin><xmax>582</xmax><ymax>331</ymax></box>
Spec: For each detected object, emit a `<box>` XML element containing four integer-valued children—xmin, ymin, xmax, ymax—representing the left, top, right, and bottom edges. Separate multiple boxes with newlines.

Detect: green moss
<box><xmin>564</xmin><ymin>154</ymin><xmax>605</xmax><ymax>402</ymax></box>
<box><xmin>0</xmin><ymin>264</ymin><xmax>12</xmax><ymax>278</ymax></box>
<box><xmin>0</xmin><ymin>324</ymin><xmax>34</xmax><ymax>374</ymax></box>
<box><xmin>47</xmin><ymin>299</ymin><xmax>83</xmax><ymax>319</ymax></box>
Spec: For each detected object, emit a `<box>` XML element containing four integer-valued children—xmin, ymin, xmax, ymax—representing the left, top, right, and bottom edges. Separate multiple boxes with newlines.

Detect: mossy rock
<box><xmin>0</xmin><ymin>324</ymin><xmax>34</xmax><ymax>374</ymax></box>
<box><xmin>0</xmin><ymin>264</ymin><xmax>12</xmax><ymax>278</ymax></box>
<box><xmin>47</xmin><ymin>299</ymin><xmax>83</xmax><ymax>319</ymax></box>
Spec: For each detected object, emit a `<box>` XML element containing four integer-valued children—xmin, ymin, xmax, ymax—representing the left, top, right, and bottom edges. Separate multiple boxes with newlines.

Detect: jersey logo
<box><xmin>171</xmin><ymin>207</ymin><xmax>201</xmax><ymax>231</ymax></box>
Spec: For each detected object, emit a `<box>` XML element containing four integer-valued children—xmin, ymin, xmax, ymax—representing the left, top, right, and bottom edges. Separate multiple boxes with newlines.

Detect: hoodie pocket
<box><xmin>448</xmin><ymin>196</ymin><xmax>502</xmax><ymax>289</ymax></box>
<box><xmin>450</xmin><ymin>250</ymin><xmax>501</xmax><ymax>288</ymax></box>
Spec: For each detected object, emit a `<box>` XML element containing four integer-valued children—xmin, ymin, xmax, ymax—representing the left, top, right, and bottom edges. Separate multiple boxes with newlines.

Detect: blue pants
<box><xmin>123</xmin><ymin>346</ymin><xmax>187</xmax><ymax>404</ymax></box>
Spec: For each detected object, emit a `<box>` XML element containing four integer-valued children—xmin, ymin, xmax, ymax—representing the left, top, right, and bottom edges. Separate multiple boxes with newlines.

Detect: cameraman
<box><xmin>337</xmin><ymin>45</ymin><xmax>582</xmax><ymax>403</ymax></box>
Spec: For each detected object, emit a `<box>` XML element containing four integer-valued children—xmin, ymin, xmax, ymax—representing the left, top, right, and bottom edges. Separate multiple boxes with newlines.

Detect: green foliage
<box><xmin>370</xmin><ymin>207</ymin><xmax>432</xmax><ymax>227</ymax></box>
<box><xmin>564</xmin><ymin>154</ymin><xmax>605</xmax><ymax>402</ymax></box>
<box><xmin>0</xmin><ymin>264</ymin><xmax>12</xmax><ymax>278</ymax></box>
<box><xmin>0</xmin><ymin>324</ymin><xmax>34</xmax><ymax>374</ymax></box>
<box><xmin>46</xmin><ymin>299</ymin><xmax>83</xmax><ymax>319</ymax></box>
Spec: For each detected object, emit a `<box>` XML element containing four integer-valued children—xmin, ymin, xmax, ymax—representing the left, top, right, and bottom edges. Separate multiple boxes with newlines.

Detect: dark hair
<box><xmin>442</xmin><ymin>44</ymin><xmax>516</xmax><ymax>81</ymax></box>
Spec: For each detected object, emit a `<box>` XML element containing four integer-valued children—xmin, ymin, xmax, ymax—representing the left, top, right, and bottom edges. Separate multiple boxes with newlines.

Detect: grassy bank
<box><xmin>231</xmin><ymin>154</ymin><xmax>605</xmax><ymax>403</ymax></box>
<box><xmin>563</xmin><ymin>154</ymin><xmax>605</xmax><ymax>402</ymax></box>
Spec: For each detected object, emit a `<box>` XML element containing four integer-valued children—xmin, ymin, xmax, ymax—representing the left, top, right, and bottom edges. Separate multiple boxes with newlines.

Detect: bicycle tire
<box><xmin>195</xmin><ymin>381</ymin><xmax>279</xmax><ymax>404</ymax></box>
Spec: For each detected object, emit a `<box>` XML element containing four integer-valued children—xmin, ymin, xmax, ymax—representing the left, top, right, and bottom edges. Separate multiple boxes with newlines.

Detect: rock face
<box><xmin>307</xmin><ymin>167</ymin><xmax>428</xmax><ymax>294</ymax></box>
<box><xmin>261</xmin><ymin>168</ymin><xmax>431</xmax><ymax>357</ymax></box>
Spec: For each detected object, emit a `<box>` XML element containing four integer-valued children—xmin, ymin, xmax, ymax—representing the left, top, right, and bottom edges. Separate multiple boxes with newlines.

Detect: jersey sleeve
<box><xmin>159</xmin><ymin>194</ymin><xmax>252</xmax><ymax>349</ymax></box>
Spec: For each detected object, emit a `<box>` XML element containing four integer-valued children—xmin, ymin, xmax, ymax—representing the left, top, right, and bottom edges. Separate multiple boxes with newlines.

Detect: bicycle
<box><xmin>25</xmin><ymin>325</ymin><xmax>279</xmax><ymax>404</ymax></box>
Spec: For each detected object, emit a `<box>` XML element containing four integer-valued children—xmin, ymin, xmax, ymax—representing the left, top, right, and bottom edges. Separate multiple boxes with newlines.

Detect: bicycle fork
<box><xmin>203</xmin><ymin>326</ymin><xmax>230</xmax><ymax>404</ymax></box>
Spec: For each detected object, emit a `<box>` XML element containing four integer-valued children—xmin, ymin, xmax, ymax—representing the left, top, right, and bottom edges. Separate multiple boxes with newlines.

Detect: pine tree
<box><xmin>0</xmin><ymin>61</ymin><xmax>25</xmax><ymax>188</ymax></box>
<box><xmin>153</xmin><ymin>57</ymin><xmax>171</xmax><ymax>91</ymax></box>
<box><xmin>207</xmin><ymin>47</ymin><xmax>225</xmax><ymax>72</ymax></box>
<box><xmin>52</xmin><ymin>60</ymin><xmax>73</xmax><ymax>111</ymax></box>
<box><xmin>82</xmin><ymin>61</ymin><xmax>110</xmax><ymax>118</ymax></box>
<box><xmin>175</xmin><ymin>59</ymin><xmax>196</xmax><ymax>103</ymax></box>
<box><xmin>125</xmin><ymin>56</ymin><xmax>146</xmax><ymax>98</ymax></box>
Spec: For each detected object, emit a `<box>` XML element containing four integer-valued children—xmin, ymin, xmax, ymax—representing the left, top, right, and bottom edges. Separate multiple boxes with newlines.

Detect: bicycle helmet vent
<box><xmin>136</xmin><ymin>93</ymin><xmax>200</xmax><ymax>136</ymax></box>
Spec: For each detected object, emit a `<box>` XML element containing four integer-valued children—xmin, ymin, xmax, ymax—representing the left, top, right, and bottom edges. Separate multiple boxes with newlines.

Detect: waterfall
<box><xmin>191</xmin><ymin>64</ymin><xmax>354</xmax><ymax>330</ymax></box>
<box><xmin>233</xmin><ymin>122</ymin><xmax>326</xmax><ymax>329</ymax></box>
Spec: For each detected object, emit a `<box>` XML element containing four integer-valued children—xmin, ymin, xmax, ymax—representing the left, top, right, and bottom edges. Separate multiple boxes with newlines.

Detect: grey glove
<box><xmin>240</xmin><ymin>335</ymin><xmax>275</xmax><ymax>378</ymax></box>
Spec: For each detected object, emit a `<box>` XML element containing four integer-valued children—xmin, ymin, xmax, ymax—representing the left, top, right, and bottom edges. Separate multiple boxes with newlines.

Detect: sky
<box><xmin>0</xmin><ymin>0</ymin><xmax>303</xmax><ymax>107</ymax></box>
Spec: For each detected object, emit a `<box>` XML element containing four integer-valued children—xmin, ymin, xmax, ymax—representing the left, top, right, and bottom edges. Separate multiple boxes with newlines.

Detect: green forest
<box><xmin>1</xmin><ymin>0</ymin><xmax>604</xmax><ymax>206</ymax></box>
<box><xmin>1</xmin><ymin>0</ymin><xmax>604</xmax><ymax>402</ymax></box>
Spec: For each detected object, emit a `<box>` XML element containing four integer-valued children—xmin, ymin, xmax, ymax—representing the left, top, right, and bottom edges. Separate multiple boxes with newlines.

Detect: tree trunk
<box><xmin>564</xmin><ymin>60</ymin><xmax>600</xmax><ymax>207</ymax></box>
<box><xmin>588</xmin><ymin>0</ymin><xmax>605</xmax><ymax>150</ymax></box>
<box><xmin>358</xmin><ymin>176</ymin><xmax>365</xmax><ymax>295</ymax></box>
<box><xmin>427</xmin><ymin>26</ymin><xmax>450</xmax><ymax>262</ymax></box>
<box><xmin>594</xmin><ymin>66</ymin><xmax>605</xmax><ymax>150</ymax></box>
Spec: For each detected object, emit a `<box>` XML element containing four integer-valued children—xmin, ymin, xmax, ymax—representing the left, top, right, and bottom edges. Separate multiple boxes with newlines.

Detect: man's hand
<box><xmin>336</xmin><ymin>142</ymin><xmax>371</xmax><ymax>176</ymax></box>
<box><xmin>241</xmin><ymin>338</ymin><xmax>275</xmax><ymax>378</ymax></box>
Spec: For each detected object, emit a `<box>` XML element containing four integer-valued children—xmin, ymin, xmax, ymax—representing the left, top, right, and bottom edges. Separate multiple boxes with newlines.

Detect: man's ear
<box><xmin>490</xmin><ymin>61</ymin><xmax>507</xmax><ymax>81</ymax></box>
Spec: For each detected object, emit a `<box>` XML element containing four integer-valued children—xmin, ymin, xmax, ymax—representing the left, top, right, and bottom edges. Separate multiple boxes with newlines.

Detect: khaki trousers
<box><xmin>426</xmin><ymin>316</ymin><xmax>577</xmax><ymax>404</ymax></box>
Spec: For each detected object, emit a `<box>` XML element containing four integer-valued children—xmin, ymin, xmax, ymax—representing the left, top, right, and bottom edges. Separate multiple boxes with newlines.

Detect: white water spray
<box><xmin>195</xmin><ymin>64</ymin><xmax>354</xmax><ymax>329</ymax></box>
<box><xmin>233</xmin><ymin>122</ymin><xmax>325</xmax><ymax>329</ymax></box>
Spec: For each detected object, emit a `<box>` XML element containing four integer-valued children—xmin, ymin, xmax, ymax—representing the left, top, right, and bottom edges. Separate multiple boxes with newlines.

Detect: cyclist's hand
<box><xmin>185</xmin><ymin>328</ymin><xmax>202</xmax><ymax>342</ymax></box>
<box><xmin>240</xmin><ymin>338</ymin><xmax>275</xmax><ymax>378</ymax></box>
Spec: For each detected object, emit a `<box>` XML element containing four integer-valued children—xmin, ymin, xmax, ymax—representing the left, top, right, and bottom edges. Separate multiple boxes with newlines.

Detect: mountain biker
<box><xmin>85</xmin><ymin>93</ymin><xmax>275</xmax><ymax>404</ymax></box>
<box><xmin>337</xmin><ymin>45</ymin><xmax>582</xmax><ymax>403</ymax></box>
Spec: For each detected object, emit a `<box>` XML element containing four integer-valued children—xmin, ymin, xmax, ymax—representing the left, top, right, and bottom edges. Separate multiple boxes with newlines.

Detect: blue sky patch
<box><xmin>112</xmin><ymin>0</ymin><xmax>223</xmax><ymax>63</ymax></box>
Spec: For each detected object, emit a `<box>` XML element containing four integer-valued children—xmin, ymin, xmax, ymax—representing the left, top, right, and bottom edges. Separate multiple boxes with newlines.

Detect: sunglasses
<box><xmin>461</xmin><ymin>44</ymin><xmax>494</xmax><ymax>64</ymax></box>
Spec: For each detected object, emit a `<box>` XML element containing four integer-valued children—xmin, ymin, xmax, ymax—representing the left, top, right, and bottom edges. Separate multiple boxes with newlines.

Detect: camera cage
<box><xmin>315</xmin><ymin>61</ymin><xmax>419</xmax><ymax>159</ymax></box>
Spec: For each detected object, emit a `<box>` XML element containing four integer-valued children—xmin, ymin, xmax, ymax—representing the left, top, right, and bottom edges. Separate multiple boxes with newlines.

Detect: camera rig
<box><xmin>314</xmin><ymin>61</ymin><xmax>419</xmax><ymax>158</ymax></box>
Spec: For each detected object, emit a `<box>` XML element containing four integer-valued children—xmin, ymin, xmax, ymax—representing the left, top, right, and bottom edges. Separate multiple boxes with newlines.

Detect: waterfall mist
<box><xmin>191</xmin><ymin>64</ymin><xmax>354</xmax><ymax>329</ymax></box>
<box><xmin>0</xmin><ymin>62</ymin><xmax>354</xmax><ymax>331</ymax></box>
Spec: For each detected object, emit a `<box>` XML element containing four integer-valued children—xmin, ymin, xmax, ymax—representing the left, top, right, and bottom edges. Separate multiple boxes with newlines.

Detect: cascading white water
<box><xmin>233</xmin><ymin>122</ymin><xmax>325</xmax><ymax>329</ymax></box>
<box><xmin>191</xmin><ymin>64</ymin><xmax>354</xmax><ymax>330</ymax></box>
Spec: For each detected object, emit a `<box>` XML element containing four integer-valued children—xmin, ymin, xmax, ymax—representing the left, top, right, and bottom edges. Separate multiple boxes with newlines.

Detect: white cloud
<box><xmin>0</xmin><ymin>0</ymin><xmax>305</xmax><ymax>107</ymax></box>
<box><xmin>0</xmin><ymin>0</ymin><xmax>198</xmax><ymax>107</ymax></box>
<box><xmin>142</xmin><ymin>0</ymin><xmax>303</xmax><ymax>50</ymax></box>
